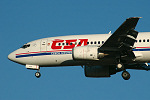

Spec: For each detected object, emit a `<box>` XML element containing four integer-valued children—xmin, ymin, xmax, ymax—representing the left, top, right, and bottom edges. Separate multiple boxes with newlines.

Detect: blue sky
<box><xmin>1</xmin><ymin>0</ymin><xmax>150</xmax><ymax>100</ymax></box>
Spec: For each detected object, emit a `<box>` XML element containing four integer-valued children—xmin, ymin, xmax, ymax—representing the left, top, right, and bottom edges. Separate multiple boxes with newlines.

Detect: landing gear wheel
<box><xmin>122</xmin><ymin>71</ymin><xmax>130</xmax><ymax>80</ymax></box>
<box><xmin>117</xmin><ymin>63</ymin><xmax>124</xmax><ymax>69</ymax></box>
<box><xmin>35</xmin><ymin>72</ymin><xmax>41</xmax><ymax>78</ymax></box>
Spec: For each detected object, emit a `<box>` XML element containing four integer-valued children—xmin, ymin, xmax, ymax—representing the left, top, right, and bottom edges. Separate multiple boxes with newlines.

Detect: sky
<box><xmin>1</xmin><ymin>0</ymin><xmax>150</xmax><ymax>100</ymax></box>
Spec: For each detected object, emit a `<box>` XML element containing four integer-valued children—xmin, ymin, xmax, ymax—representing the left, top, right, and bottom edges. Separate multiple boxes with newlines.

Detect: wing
<box><xmin>99</xmin><ymin>17</ymin><xmax>141</xmax><ymax>60</ymax></box>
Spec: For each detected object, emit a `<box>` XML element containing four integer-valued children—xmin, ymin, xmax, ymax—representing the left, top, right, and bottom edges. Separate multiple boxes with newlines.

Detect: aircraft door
<box><xmin>40</xmin><ymin>39</ymin><xmax>47</xmax><ymax>52</ymax></box>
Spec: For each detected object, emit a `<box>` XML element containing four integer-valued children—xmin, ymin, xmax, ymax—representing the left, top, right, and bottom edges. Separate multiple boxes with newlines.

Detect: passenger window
<box><xmin>139</xmin><ymin>40</ymin><xmax>141</xmax><ymax>42</ymax></box>
<box><xmin>91</xmin><ymin>42</ymin><xmax>93</xmax><ymax>44</ymax></box>
<box><xmin>98</xmin><ymin>41</ymin><xmax>100</xmax><ymax>44</ymax></box>
<box><xmin>87</xmin><ymin>42</ymin><xmax>89</xmax><ymax>44</ymax></box>
<box><xmin>143</xmin><ymin>39</ymin><xmax>145</xmax><ymax>42</ymax></box>
<box><xmin>94</xmin><ymin>41</ymin><xmax>97</xmax><ymax>44</ymax></box>
<box><xmin>147</xmin><ymin>39</ymin><xmax>149</xmax><ymax>42</ymax></box>
<box><xmin>66</xmin><ymin>43</ymin><xmax>68</xmax><ymax>45</ymax></box>
<box><xmin>135</xmin><ymin>40</ymin><xmax>137</xmax><ymax>42</ymax></box>
<box><xmin>62</xmin><ymin>43</ymin><xmax>65</xmax><ymax>45</ymax></box>
<box><xmin>78</xmin><ymin>42</ymin><xmax>81</xmax><ymax>45</ymax></box>
<box><xmin>58</xmin><ymin>43</ymin><xmax>61</xmax><ymax>46</ymax></box>
<box><xmin>70</xmin><ymin>43</ymin><xmax>72</xmax><ymax>45</ymax></box>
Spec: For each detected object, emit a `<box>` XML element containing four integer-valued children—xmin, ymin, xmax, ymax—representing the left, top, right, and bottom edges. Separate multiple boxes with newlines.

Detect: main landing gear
<box><xmin>122</xmin><ymin>71</ymin><xmax>130</xmax><ymax>80</ymax></box>
<box><xmin>117</xmin><ymin>63</ymin><xmax>130</xmax><ymax>80</ymax></box>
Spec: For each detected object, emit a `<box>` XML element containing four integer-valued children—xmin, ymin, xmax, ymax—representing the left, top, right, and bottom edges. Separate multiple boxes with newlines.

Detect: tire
<box><xmin>117</xmin><ymin>63</ymin><xmax>124</xmax><ymax>69</ymax></box>
<box><xmin>35</xmin><ymin>72</ymin><xmax>41</xmax><ymax>78</ymax></box>
<box><xmin>122</xmin><ymin>71</ymin><xmax>130</xmax><ymax>80</ymax></box>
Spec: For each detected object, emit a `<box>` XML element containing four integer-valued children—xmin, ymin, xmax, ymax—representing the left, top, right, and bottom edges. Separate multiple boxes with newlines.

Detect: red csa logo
<box><xmin>51</xmin><ymin>39</ymin><xmax>88</xmax><ymax>49</ymax></box>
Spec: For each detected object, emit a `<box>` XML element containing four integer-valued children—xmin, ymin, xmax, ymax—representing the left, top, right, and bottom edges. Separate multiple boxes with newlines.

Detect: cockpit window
<box><xmin>21</xmin><ymin>44</ymin><xmax>30</xmax><ymax>49</ymax></box>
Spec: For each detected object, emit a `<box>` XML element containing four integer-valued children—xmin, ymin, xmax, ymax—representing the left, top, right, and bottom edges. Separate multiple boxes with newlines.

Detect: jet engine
<box><xmin>84</xmin><ymin>65</ymin><xmax>116</xmax><ymax>77</ymax></box>
<box><xmin>72</xmin><ymin>46</ymin><xmax>105</xmax><ymax>60</ymax></box>
<box><xmin>133</xmin><ymin>51</ymin><xmax>144</xmax><ymax>61</ymax></box>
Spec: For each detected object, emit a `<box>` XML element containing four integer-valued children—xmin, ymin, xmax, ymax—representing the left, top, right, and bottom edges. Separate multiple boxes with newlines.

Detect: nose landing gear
<box><xmin>25</xmin><ymin>64</ymin><xmax>42</xmax><ymax>78</ymax></box>
<box><xmin>35</xmin><ymin>72</ymin><xmax>41</xmax><ymax>78</ymax></box>
<box><xmin>35</xmin><ymin>68</ymin><xmax>41</xmax><ymax>78</ymax></box>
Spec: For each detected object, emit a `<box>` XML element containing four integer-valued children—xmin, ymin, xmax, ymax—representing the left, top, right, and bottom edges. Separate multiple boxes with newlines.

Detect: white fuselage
<box><xmin>8</xmin><ymin>32</ymin><xmax>150</xmax><ymax>67</ymax></box>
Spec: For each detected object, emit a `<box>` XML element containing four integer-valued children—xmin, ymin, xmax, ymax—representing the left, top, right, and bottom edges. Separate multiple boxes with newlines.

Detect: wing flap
<box><xmin>100</xmin><ymin>17</ymin><xmax>141</xmax><ymax>51</ymax></box>
<box><xmin>99</xmin><ymin>17</ymin><xmax>141</xmax><ymax>60</ymax></box>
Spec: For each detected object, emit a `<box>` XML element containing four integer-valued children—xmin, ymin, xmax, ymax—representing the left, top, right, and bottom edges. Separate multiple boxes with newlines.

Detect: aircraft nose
<box><xmin>8</xmin><ymin>52</ymin><xmax>16</xmax><ymax>62</ymax></box>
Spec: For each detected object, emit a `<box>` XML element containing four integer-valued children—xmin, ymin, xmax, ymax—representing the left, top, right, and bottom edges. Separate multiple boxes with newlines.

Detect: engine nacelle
<box><xmin>133</xmin><ymin>51</ymin><xmax>143</xmax><ymax>61</ymax></box>
<box><xmin>84</xmin><ymin>65</ymin><xmax>116</xmax><ymax>77</ymax></box>
<box><xmin>72</xmin><ymin>46</ymin><xmax>105</xmax><ymax>60</ymax></box>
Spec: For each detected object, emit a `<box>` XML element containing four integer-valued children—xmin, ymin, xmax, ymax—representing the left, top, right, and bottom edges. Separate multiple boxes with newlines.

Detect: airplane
<box><xmin>8</xmin><ymin>17</ymin><xmax>150</xmax><ymax>80</ymax></box>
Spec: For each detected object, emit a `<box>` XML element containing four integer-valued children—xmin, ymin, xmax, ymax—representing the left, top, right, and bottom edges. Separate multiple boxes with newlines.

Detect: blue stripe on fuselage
<box><xmin>133</xmin><ymin>48</ymin><xmax>150</xmax><ymax>51</ymax></box>
<box><xmin>16</xmin><ymin>51</ymin><xmax>72</xmax><ymax>58</ymax></box>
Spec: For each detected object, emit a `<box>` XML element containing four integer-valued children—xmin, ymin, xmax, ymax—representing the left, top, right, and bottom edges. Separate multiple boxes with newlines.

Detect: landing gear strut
<box><xmin>116</xmin><ymin>57</ymin><xmax>124</xmax><ymax>70</ymax></box>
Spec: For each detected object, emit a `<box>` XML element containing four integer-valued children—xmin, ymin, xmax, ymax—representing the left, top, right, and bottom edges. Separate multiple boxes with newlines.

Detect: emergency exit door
<box><xmin>40</xmin><ymin>39</ymin><xmax>47</xmax><ymax>52</ymax></box>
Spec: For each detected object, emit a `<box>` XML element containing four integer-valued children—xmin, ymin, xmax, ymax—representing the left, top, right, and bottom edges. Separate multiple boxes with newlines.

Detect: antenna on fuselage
<box><xmin>108</xmin><ymin>31</ymin><xmax>111</xmax><ymax>34</ymax></box>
